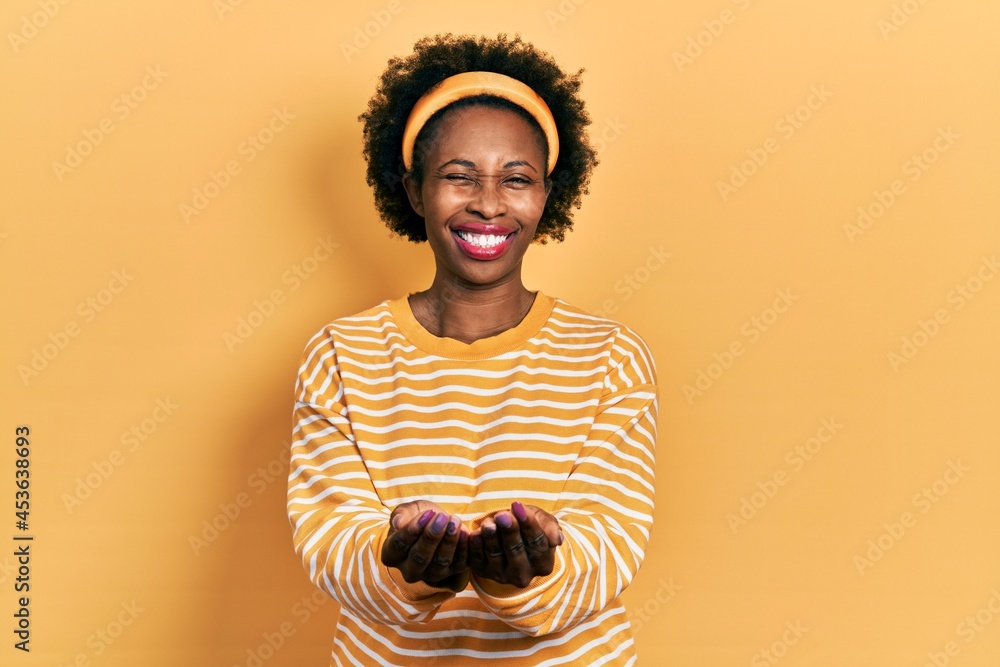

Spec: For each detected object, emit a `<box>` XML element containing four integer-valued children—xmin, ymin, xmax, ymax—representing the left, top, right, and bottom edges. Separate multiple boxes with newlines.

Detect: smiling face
<box><xmin>402</xmin><ymin>104</ymin><xmax>550</xmax><ymax>288</ymax></box>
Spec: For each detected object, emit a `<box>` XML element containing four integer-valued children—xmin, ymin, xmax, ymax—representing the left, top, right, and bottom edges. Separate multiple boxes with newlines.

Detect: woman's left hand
<box><xmin>468</xmin><ymin>501</ymin><xmax>562</xmax><ymax>588</ymax></box>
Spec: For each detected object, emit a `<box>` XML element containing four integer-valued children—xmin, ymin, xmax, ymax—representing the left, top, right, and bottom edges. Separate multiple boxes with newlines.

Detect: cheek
<box><xmin>511</xmin><ymin>190</ymin><xmax>548</xmax><ymax>221</ymax></box>
<box><xmin>422</xmin><ymin>186</ymin><xmax>467</xmax><ymax>218</ymax></box>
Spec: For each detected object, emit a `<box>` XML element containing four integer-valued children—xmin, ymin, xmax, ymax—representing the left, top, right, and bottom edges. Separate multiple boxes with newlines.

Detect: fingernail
<box><xmin>496</xmin><ymin>513</ymin><xmax>512</xmax><ymax>529</ymax></box>
<box><xmin>390</xmin><ymin>514</ymin><xmax>400</xmax><ymax>530</ymax></box>
<box><xmin>431</xmin><ymin>513</ymin><xmax>449</xmax><ymax>533</ymax></box>
<box><xmin>417</xmin><ymin>510</ymin><xmax>435</xmax><ymax>528</ymax></box>
<box><xmin>512</xmin><ymin>501</ymin><xmax>527</xmax><ymax>522</ymax></box>
<box><xmin>557</xmin><ymin>529</ymin><xmax>564</xmax><ymax>545</ymax></box>
<box><xmin>483</xmin><ymin>523</ymin><xmax>496</xmax><ymax>536</ymax></box>
<box><xmin>446</xmin><ymin>517</ymin><xmax>459</xmax><ymax>535</ymax></box>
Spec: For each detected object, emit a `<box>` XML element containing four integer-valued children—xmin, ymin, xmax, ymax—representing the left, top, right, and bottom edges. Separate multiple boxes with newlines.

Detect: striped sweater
<box><xmin>287</xmin><ymin>291</ymin><xmax>659</xmax><ymax>666</ymax></box>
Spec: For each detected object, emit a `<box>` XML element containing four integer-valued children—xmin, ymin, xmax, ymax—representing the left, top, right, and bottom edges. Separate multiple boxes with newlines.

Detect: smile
<box><xmin>452</xmin><ymin>228</ymin><xmax>517</xmax><ymax>260</ymax></box>
<box><xmin>454</xmin><ymin>230</ymin><xmax>514</xmax><ymax>248</ymax></box>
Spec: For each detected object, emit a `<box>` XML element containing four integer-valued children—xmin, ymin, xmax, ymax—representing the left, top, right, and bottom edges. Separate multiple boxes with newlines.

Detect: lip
<box><xmin>452</xmin><ymin>228</ymin><xmax>517</xmax><ymax>261</ymax></box>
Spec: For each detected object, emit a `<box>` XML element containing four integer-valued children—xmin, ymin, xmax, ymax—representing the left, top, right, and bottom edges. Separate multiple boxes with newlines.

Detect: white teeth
<box><xmin>456</xmin><ymin>230</ymin><xmax>510</xmax><ymax>248</ymax></box>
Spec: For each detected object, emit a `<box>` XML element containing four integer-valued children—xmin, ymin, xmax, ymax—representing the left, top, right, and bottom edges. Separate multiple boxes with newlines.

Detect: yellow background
<box><xmin>3</xmin><ymin>0</ymin><xmax>999</xmax><ymax>665</ymax></box>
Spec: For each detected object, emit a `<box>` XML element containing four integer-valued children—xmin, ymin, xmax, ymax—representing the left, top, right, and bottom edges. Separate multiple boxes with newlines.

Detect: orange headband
<box><xmin>401</xmin><ymin>71</ymin><xmax>560</xmax><ymax>175</ymax></box>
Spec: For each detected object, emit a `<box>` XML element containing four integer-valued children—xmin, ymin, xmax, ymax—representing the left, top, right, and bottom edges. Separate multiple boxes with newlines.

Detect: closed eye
<box><xmin>504</xmin><ymin>175</ymin><xmax>536</xmax><ymax>187</ymax></box>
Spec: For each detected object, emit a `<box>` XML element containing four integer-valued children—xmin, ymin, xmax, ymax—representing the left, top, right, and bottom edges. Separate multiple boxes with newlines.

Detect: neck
<box><xmin>411</xmin><ymin>275</ymin><xmax>536</xmax><ymax>344</ymax></box>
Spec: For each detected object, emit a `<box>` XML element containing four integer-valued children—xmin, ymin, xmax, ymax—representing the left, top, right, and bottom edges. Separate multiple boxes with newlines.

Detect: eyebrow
<box><xmin>435</xmin><ymin>158</ymin><xmax>539</xmax><ymax>173</ymax></box>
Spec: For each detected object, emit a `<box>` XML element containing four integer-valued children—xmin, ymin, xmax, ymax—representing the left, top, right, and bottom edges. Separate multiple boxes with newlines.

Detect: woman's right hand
<box><xmin>381</xmin><ymin>500</ymin><xmax>470</xmax><ymax>592</ymax></box>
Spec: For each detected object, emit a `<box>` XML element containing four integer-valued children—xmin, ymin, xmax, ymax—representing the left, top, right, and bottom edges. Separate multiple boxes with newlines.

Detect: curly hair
<box><xmin>358</xmin><ymin>34</ymin><xmax>598</xmax><ymax>245</ymax></box>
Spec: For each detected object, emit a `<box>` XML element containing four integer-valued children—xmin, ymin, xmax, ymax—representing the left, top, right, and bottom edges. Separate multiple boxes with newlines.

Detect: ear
<box><xmin>402</xmin><ymin>172</ymin><xmax>425</xmax><ymax>218</ymax></box>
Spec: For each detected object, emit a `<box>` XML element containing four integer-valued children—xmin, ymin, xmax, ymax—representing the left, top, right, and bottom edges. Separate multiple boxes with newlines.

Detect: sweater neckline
<box><xmin>387</xmin><ymin>290</ymin><xmax>556</xmax><ymax>360</ymax></box>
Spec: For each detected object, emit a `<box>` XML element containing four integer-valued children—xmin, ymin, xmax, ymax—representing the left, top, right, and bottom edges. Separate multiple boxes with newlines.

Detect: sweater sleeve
<box><xmin>287</xmin><ymin>328</ymin><xmax>455</xmax><ymax>624</ymax></box>
<box><xmin>470</xmin><ymin>326</ymin><xmax>659</xmax><ymax>636</ymax></box>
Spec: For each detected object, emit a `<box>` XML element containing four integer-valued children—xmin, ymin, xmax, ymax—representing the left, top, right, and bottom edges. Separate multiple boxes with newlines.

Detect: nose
<box><xmin>466</xmin><ymin>180</ymin><xmax>507</xmax><ymax>219</ymax></box>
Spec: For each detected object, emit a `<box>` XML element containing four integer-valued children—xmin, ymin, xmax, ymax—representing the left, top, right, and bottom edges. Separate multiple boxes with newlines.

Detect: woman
<box><xmin>287</xmin><ymin>34</ymin><xmax>658</xmax><ymax>665</ymax></box>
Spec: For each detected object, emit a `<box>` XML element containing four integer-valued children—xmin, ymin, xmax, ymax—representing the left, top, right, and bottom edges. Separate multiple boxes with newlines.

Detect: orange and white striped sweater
<box><xmin>287</xmin><ymin>291</ymin><xmax>658</xmax><ymax>665</ymax></box>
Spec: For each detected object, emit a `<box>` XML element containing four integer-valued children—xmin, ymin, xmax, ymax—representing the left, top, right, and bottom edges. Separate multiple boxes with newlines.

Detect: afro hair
<box><xmin>358</xmin><ymin>33</ymin><xmax>598</xmax><ymax>244</ymax></box>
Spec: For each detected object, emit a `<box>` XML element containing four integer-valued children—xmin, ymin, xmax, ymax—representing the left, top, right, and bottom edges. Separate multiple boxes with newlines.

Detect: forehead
<box><xmin>427</xmin><ymin>105</ymin><xmax>546</xmax><ymax>162</ymax></box>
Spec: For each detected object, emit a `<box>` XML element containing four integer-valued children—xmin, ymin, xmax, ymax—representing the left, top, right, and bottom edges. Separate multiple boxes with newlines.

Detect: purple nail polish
<box><xmin>446</xmin><ymin>517</ymin><xmax>459</xmax><ymax>535</ymax></box>
<box><xmin>496</xmin><ymin>513</ymin><xmax>512</xmax><ymax>529</ymax></box>
<box><xmin>512</xmin><ymin>502</ymin><xmax>527</xmax><ymax>522</ymax></box>
<box><xmin>483</xmin><ymin>523</ymin><xmax>496</xmax><ymax>536</ymax></box>
<box><xmin>431</xmin><ymin>512</ymin><xmax>449</xmax><ymax>533</ymax></box>
<box><xmin>417</xmin><ymin>510</ymin><xmax>435</xmax><ymax>528</ymax></box>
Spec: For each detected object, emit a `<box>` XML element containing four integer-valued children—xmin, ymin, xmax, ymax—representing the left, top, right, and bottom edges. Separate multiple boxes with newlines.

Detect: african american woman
<box><xmin>287</xmin><ymin>34</ymin><xmax>659</xmax><ymax>666</ymax></box>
